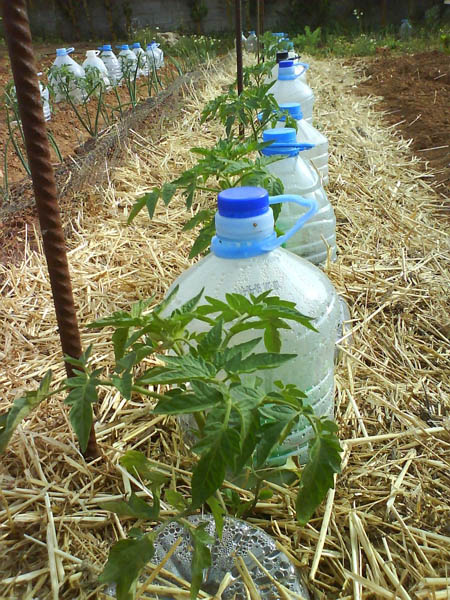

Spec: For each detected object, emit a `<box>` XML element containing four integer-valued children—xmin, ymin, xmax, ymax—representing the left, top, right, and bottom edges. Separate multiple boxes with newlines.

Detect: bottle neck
<box><xmin>211</xmin><ymin>209</ymin><xmax>276</xmax><ymax>259</ymax></box>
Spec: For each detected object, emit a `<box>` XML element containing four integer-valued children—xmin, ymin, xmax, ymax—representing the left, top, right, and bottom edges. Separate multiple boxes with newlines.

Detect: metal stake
<box><xmin>2</xmin><ymin>0</ymin><xmax>100</xmax><ymax>459</ymax></box>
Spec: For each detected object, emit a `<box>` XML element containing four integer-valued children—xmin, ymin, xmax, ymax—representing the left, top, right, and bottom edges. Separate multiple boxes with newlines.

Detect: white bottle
<box><xmin>37</xmin><ymin>73</ymin><xmax>51</xmax><ymax>121</ymax></box>
<box><xmin>98</xmin><ymin>44</ymin><xmax>122</xmax><ymax>86</ymax></box>
<box><xmin>116</xmin><ymin>44</ymin><xmax>139</xmax><ymax>79</ymax></box>
<box><xmin>164</xmin><ymin>186</ymin><xmax>340</xmax><ymax>465</ymax></box>
<box><xmin>49</xmin><ymin>47</ymin><xmax>86</xmax><ymax>104</ymax></box>
<box><xmin>245</xmin><ymin>30</ymin><xmax>258</xmax><ymax>53</ymax></box>
<box><xmin>146</xmin><ymin>41</ymin><xmax>164</xmax><ymax>69</ymax></box>
<box><xmin>276</xmin><ymin>102</ymin><xmax>329</xmax><ymax>185</ymax></box>
<box><xmin>262</xmin><ymin>127</ymin><xmax>336</xmax><ymax>265</ymax></box>
<box><xmin>131</xmin><ymin>42</ymin><xmax>149</xmax><ymax>76</ymax></box>
<box><xmin>82</xmin><ymin>50</ymin><xmax>110</xmax><ymax>89</ymax></box>
<box><xmin>270</xmin><ymin>60</ymin><xmax>314</xmax><ymax>124</ymax></box>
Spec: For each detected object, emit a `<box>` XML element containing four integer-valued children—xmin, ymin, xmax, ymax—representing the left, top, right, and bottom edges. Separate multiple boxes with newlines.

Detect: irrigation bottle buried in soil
<box><xmin>82</xmin><ymin>50</ymin><xmax>110</xmax><ymax>89</ymax></box>
<box><xmin>245</xmin><ymin>30</ymin><xmax>258</xmax><ymax>53</ymax></box>
<box><xmin>49</xmin><ymin>48</ymin><xmax>86</xmax><ymax>103</ymax></box>
<box><xmin>262</xmin><ymin>127</ymin><xmax>336</xmax><ymax>264</ymax></box>
<box><xmin>270</xmin><ymin>60</ymin><xmax>315</xmax><ymax>124</ymax></box>
<box><xmin>146</xmin><ymin>41</ymin><xmax>164</xmax><ymax>69</ymax></box>
<box><xmin>164</xmin><ymin>186</ymin><xmax>340</xmax><ymax>465</ymax></box>
<box><xmin>131</xmin><ymin>42</ymin><xmax>149</xmax><ymax>77</ymax></box>
<box><xmin>267</xmin><ymin>50</ymin><xmax>309</xmax><ymax>85</ymax></box>
<box><xmin>37</xmin><ymin>73</ymin><xmax>51</xmax><ymax>121</ymax></box>
<box><xmin>276</xmin><ymin>102</ymin><xmax>329</xmax><ymax>185</ymax></box>
<box><xmin>98</xmin><ymin>44</ymin><xmax>122</xmax><ymax>86</ymax></box>
<box><xmin>116</xmin><ymin>44</ymin><xmax>139</xmax><ymax>79</ymax></box>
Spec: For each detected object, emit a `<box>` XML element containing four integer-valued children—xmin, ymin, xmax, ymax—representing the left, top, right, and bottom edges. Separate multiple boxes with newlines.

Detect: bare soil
<box><xmin>357</xmin><ymin>50</ymin><xmax>450</xmax><ymax>198</ymax></box>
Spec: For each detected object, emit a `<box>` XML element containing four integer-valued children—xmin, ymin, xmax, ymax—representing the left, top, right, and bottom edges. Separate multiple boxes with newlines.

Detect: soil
<box><xmin>357</xmin><ymin>50</ymin><xmax>450</xmax><ymax>199</ymax></box>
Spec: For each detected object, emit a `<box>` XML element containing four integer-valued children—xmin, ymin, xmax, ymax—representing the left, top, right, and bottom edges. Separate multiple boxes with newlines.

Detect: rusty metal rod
<box><xmin>235</xmin><ymin>0</ymin><xmax>243</xmax><ymax>96</ymax></box>
<box><xmin>256</xmin><ymin>0</ymin><xmax>260</xmax><ymax>64</ymax></box>
<box><xmin>2</xmin><ymin>0</ymin><xmax>99</xmax><ymax>459</ymax></box>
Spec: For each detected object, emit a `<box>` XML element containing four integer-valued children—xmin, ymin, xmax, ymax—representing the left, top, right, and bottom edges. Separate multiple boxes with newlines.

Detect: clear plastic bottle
<box><xmin>37</xmin><ymin>73</ymin><xmax>51</xmax><ymax>121</ymax></box>
<box><xmin>131</xmin><ymin>42</ymin><xmax>149</xmax><ymax>77</ymax></box>
<box><xmin>245</xmin><ymin>30</ymin><xmax>258</xmax><ymax>53</ymax></box>
<box><xmin>116</xmin><ymin>44</ymin><xmax>139</xmax><ymax>79</ymax></box>
<box><xmin>164</xmin><ymin>186</ymin><xmax>340</xmax><ymax>465</ymax></box>
<box><xmin>399</xmin><ymin>18</ymin><xmax>413</xmax><ymax>39</ymax></box>
<box><xmin>98</xmin><ymin>44</ymin><xmax>122</xmax><ymax>86</ymax></box>
<box><xmin>146</xmin><ymin>41</ymin><xmax>164</xmax><ymax>69</ymax></box>
<box><xmin>82</xmin><ymin>50</ymin><xmax>110</xmax><ymax>89</ymax></box>
<box><xmin>276</xmin><ymin>102</ymin><xmax>329</xmax><ymax>185</ymax></box>
<box><xmin>262</xmin><ymin>127</ymin><xmax>336</xmax><ymax>264</ymax></box>
<box><xmin>49</xmin><ymin>47</ymin><xmax>86</xmax><ymax>104</ymax></box>
<box><xmin>269</xmin><ymin>60</ymin><xmax>314</xmax><ymax>124</ymax></box>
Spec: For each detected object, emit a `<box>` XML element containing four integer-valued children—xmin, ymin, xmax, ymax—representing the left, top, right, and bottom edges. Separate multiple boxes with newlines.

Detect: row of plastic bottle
<box><xmin>48</xmin><ymin>42</ymin><xmax>164</xmax><ymax>103</ymax></box>
<box><xmin>164</xmin><ymin>33</ymin><xmax>349</xmax><ymax>465</ymax></box>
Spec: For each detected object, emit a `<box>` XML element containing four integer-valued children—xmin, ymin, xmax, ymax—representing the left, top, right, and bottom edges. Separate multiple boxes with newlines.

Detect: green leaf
<box><xmin>236</xmin><ymin>352</ymin><xmax>296</xmax><ymax>373</ymax></box>
<box><xmin>206</xmin><ymin>496</ymin><xmax>226</xmax><ymax>538</ymax></box>
<box><xmin>137</xmin><ymin>354</ymin><xmax>216</xmax><ymax>385</ymax></box>
<box><xmin>153</xmin><ymin>390</ymin><xmax>220</xmax><ymax>415</ymax></box>
<box><xmin>183</xmin><ymin>209</ymin><xmax>213</xmax><ymax>231</ymax></box>
<box><xmin>263</xmin><ymin>323</ymin><xmax>281</xmax><ymax>353</ymax></box>
<box><xmin>111</xmin><ymin>372</ymin><xmax>132</xmax><ymax>400</ymax></box>
<box><xmin>98</xmin><ymin>534</ymin><xmax>155</xmax><ymax>600</ymax></box>
<box><xmin>119</xmin><ymin>450</ymin><xmax>168</xmax><ymax>485</ymax></box>
<box><xmin>0</xmin><ymin>370</ymin><xmax>53</xmax><ymax>453</ymax></box>
<box><xmin>99</xmin><ymin>491</ymin><xmax>160</xmax><ymax>520</ymax></box>
<box><xmin>165</xmin><ymin>489</ymin><xmax>186</xmax><ymax>510</ymax></box>
<box><xmin>175</xmin><ymin>288</ymin><xmax>204</xmax><ymax>315</ymax></box>
<box><xmin>127</xmin><ymin>190</ymin><xmax>160</xmax><ymax>224</ymax></box>
<box><xmin>112</xmin><ymin>327</ymin><xmax>129</xmax><ymax>361</ymax></box>
<box><xmin>189</xmin><ymin>220</ymin><xmax>215</xmax><ymax>259</ymax></box>
<box><xmin>64</xmin><ymin>368</ymin><xmax>101</xmax><ymax>453</ymax></box>
<box><xmin>296</xmin><ymin>424</ymin><xmax>342</xmax><ymax>525</ymax></box>
<box><xmin>161</xmin><ymin>183</ymin><xmax>177</xmax><ymax>206</ymax></box>
<box><xmin>254</xmin><ymin>419</ymin><xmax>291</xmax><ymax>468</ymax></box>
<box><xmin>196</xmin><ymin>319</ymin><xmax>223</xmax><ymax>356</ymax></box>
<box><xmin>189</xmin><ymin>523</ymin><xmax>213</xmax><ymax>600</ymax></box>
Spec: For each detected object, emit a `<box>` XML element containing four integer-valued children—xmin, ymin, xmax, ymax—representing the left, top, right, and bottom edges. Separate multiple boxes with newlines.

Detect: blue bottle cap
<box><xmin>263</xmin><ymin>127</ymin><xmax>297</xmax><ymax>145</ymax></box>
<box><xmin>217</xmin><ymin>187</ymin><xmax>269</xmax><ymax>219</ymax></box>
<box><xmin>56</xmin><ymin>48</ymin><xmax>67</xmax><ymax>56</ymax></box>
<box><xmin>98</xmin><ymin>44</ymin><xmax>112</xmax><ymax>51</ymax></box>
<box><xmin>249</xmin><ymin>30</ymin><xmax>256</xmax><ymax>35</ymax></box>
<box><xmin>131</xmin><ymin>42</ymin><xmax>141</xmax><ymax>48</ymax></box>
<box><xmin>279</xmin><ymin>60</ymin><xmax>294</xmax><ymax>69</ymax></box>
<box><xmin>279</xmin><ymin>102</ymin><xmax>303</xmax><ymax>120</ymax></box>
<box><xmin>116</xmin><ymin>44</ymin><xmax>129</xmax><ymax>50</ymax></box>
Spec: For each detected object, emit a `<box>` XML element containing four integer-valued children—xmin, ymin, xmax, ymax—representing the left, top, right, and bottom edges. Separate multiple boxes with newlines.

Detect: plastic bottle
<box><xmin>98</xmin><ymin>44</ymin><xmax>122</xmax><ymax>86</ymax></box>
<box><xmin>276</xmin><ymin>102</ymin><xmax>329</xmax><ymax>186</ymax></box>
<box><xmin>164</xmin><ymin>186</ymin><xmax>340</xmax><ymax>465</ymax></box>
<box><xmin>116</xmin><ymin>44</ymin><xmax>139</xmax><ymax>79</ymax></box>
<box><xmin>245</xmin><ymin>30</ymin><xmax>258</xmax><ymax>53</ymax></box>
<box><xmin>131</xmin><ymin>42</ymin><xmax>149</xmax><ymax>77</ymax></box>
<box><xmin>37</xmin><ymin>73</ymin><xmax>51</xmax><ymax>122</ymax></box>
<box><xmin>82</xmin><ymin>50</ymin><xmax>110</xmax><ymax>89</ymax></box>
<box><xmin>262</xmin><ymin>128</ymin><xmax>336</xmax><ymax>264</ymax></box>
<box><xmin>146</xmin><ymin>41</ymin><xmax>164</xmax><ymax>69</ymax></box>
<box><xmin>399</xmin><ymin>18</ymin><xmax>413</xmax><ymax>39</ymax></box>
<box><xmin>267</xmin><ymin>51</ymin><xmax>308</xmax><ymax>85</ymax></box>
<box><xmin>49</xmin><ymin>47</ymin><xmax>86</xmax><ymax>103</ymax></box>
<box><xmin>269</xmin><ymin>60</ymin><xmax>315</xmax><ymax>124</ymax></box>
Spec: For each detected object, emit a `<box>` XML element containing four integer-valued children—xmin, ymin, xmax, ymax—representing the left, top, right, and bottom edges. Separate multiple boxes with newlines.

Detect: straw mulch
<box><xmin>0</xmin><ymin>52</ymin><xmax>449</xmax><ymax>600</ymax></box>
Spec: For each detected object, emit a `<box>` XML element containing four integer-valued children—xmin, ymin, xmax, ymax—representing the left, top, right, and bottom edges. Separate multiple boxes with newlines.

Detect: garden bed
<box><xmin>0</xmin><ymin>51</ymin><xmax>449</xmax><ymax>600</ymax></box>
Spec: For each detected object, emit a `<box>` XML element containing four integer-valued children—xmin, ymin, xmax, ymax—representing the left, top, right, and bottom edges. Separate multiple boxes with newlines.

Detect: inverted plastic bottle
<box><xmin>116</xmin><ymin>44</ymin><xmax>139</xmax><ymax>78</ymax></box>
<box><xmin>131</xmin><ymin>42</ymin><xmax>149</xmax><ymax>76</ymax></box>
<box><xmin>82</xmin><ymin>50</ymin><xmax>110</xmax><ymax>89</ymax></box>
<box><xmin>98</xmin><ymin>44</ymin><xmax>122</xmax><ymax>86</ymax></box>
<box><xmin>164</xmin><ymin>186</ymin><xmax>340</xmax><ymax>465</ymax></box>
<box><xmin>267</xmin><ymin>51</ymin><xmax>308</xmax><ymax>85</ymax></box>
<box><xmin>270</xmin><ymin>60</ymin><xmax>314</xmax><ymax>124</ymax></box>
<box><xmin>146</xmin><ymin>42</ymin><xmax>164</xmax><ymax>69</ymax></box>
<box><xmin>49</xmin><ymin>48</ymin><xmax>86</xmax><ymax>103</ymax></box>
<box><xmin>262</xmin><ymin>128</ymin><xmax>336</xmax><ymax>264</ymax></box>
<box><xmin>245</xmin><ymin>31</ymin><xmax>258</xmax><ymax>53</ymax></box>
<box><xmin>277</xmin><ymin>102</ymin><xmax>329</xmax><ymax>185</ymax></box>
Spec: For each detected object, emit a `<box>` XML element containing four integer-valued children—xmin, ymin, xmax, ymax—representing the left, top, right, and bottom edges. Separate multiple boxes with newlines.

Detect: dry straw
<box><xmin>0</xmin><ymin>51</ymin><xmax>449</xmax><ymax>599</ymax></box>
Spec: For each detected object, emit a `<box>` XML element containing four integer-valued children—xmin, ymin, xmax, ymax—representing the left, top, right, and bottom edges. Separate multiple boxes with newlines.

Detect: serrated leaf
<box><xmin>98</xmin><ymin>534</ymin><xmax>155</xmax><ymax>600</ymax></box>
<box><xmin>68</xmin><ymin>399</ymin><xmax>94</xmax><ymax>454</ymax></box>
<box><xmin>254</xmin><ymin>419</ymin><xmax>291</xmax><ymax>468</ymax></box>
<box><xmin>99</xmin><ymin>491</ymin><xmax>159</xmax><ymax>520</ymax></box>
<box><xmin>206</xmin><ymin>496</ymin><xmax>226</xmax><ymax>538</ymax></box>
<box><xmin>112</xmin><ymin>327</ymin><xmax>129</xmax><ymax>361</ymax></box>
<box><xmin>161</xmin><ymin>183</ymin><xmax>177</xmax><ymax>206</ymax></box>
<box><xmin>263</xmin><ymin>323</ymin><xmax>281</xmax><ymax>353</ymax></box>
<box><xmin>183</xmin><ymin>209</ymin><xmax>213</xmax><ymax>231</ymax></box>
<box><xmin>0</xmin><ymin>370</ymin><xmax>53</xmax><ymax>453</ymax></box>
<box><xmin>137</xmin><ymin>354</ymin><xmax>216</xmax><ymax>385</ymax></box>
<box><xmin>64</xmin><ymin>368</ymin><xmax>100</xmax><ymax>453</ymax></box>
<box><xmin>119</xmin><ymin>451</ymin><xmax>168</xmax><ymax>486</ymax></box>
<box><xmin>236</xmin><ymin>352</ymin><xmax>296</xmax><ymax>373</ymax></box>
<box><xmin>127</xmin><ymin>193</ymin><xmax>149</xmax><ymax>224</ymax></box>
<box><xmin>296</xmin><ymin>428</ymin><xmax>342</xmax><ymax>525</ymax></box>
<box><xmin>189</xmin><ymin>221</ymin><xmax>215</xmax><ymax>259</ymax></box>
<box><xmin>175</xmin><ymin>288</ymin><xmax>204</xmax><ymax>315</ymax></box>
<box><xmin>165</xmin><ymin>489</ymin><xmax>186</xmax><ymax>510</ymax></box>
<box><xmin>111</xmin><ymin>372</ymin><xmax>132</xmax><ymax>400</ymax></box>
<box><xmin>196</xmin><ymin>319</ymin><xmax>223</xmax><ymax>356</ymax></box>
<box><xmin>153</xmin><ymin>390</ymin><xmax>220</xmax><ymax>415</ymax></box>
<box><xmin>190</xmin><ymin>524</ymin><xmax>213</xmax><ymax>600</ymax></box>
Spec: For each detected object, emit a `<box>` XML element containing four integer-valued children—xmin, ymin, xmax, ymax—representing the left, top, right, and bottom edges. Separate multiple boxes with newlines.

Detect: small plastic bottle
<box><xmin>82</xmin><ymin>50</ymin><xmax>110</xmax><ymax>89</ymax></box>
<box><xmin>245</xmin><ymin>30</ymin><xmax>258</xmax><ymax>53</ymax></box>
<box><xmin>131</xmin><ymin>42</ymin><xmax>149</xmax><ymax>77</ymax></box>
<box><xmin>399</xmin><ymin>18</ymin><xmax>413</xmax><ymax>39</ymax></box>
<box><xmin>37</xmin><ymin>73</ymin><xmax>51</xmax><ymax>121</ymax></box>
<box><xmin>269</xmin><ymin>60</ymin><xmax>315</xmax><ymax>124</ymax></box>
<box><xmin>146</xmin><ymin>41</ymin><xmax>164</xmax><ymax>69</ymax></box>
<box><xmin>164</xmin><ymin>186</ymin><xmax>341</xmax><ymax>465</ymax></box>
<box><xmin>262</xmin><ymin>127</ymin><xmax>336</xmax><ymax>264</ymax></box>
<box><xmin>49</xmin><ymin>47</ymin><xmax>86</xmax><ymax>104</ymax></box>
<box><xmin>276</xmin><ymin>102</ymin><xmax>329</xmax><ymax>185</ymax></box>
<box><xmin>98</xmin><ymin>44</ymin><xmax>122</xmax><ymax>86</ymax></box>
<box><xmin>116</xmin><ymin>44</ymin><xmax>139</xmax><ymax>79</ymax></box>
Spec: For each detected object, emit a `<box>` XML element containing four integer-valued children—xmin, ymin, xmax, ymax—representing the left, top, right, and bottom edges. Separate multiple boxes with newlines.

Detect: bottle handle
<box><xmin>261</xmin><ymin>194</ymin><xmax>317</xmax><ymax>251</ymax></box>
<box><xmin>66</xmin><ymin>47</ymin><xmax>75</xmax><ymax>54</ymax></box>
